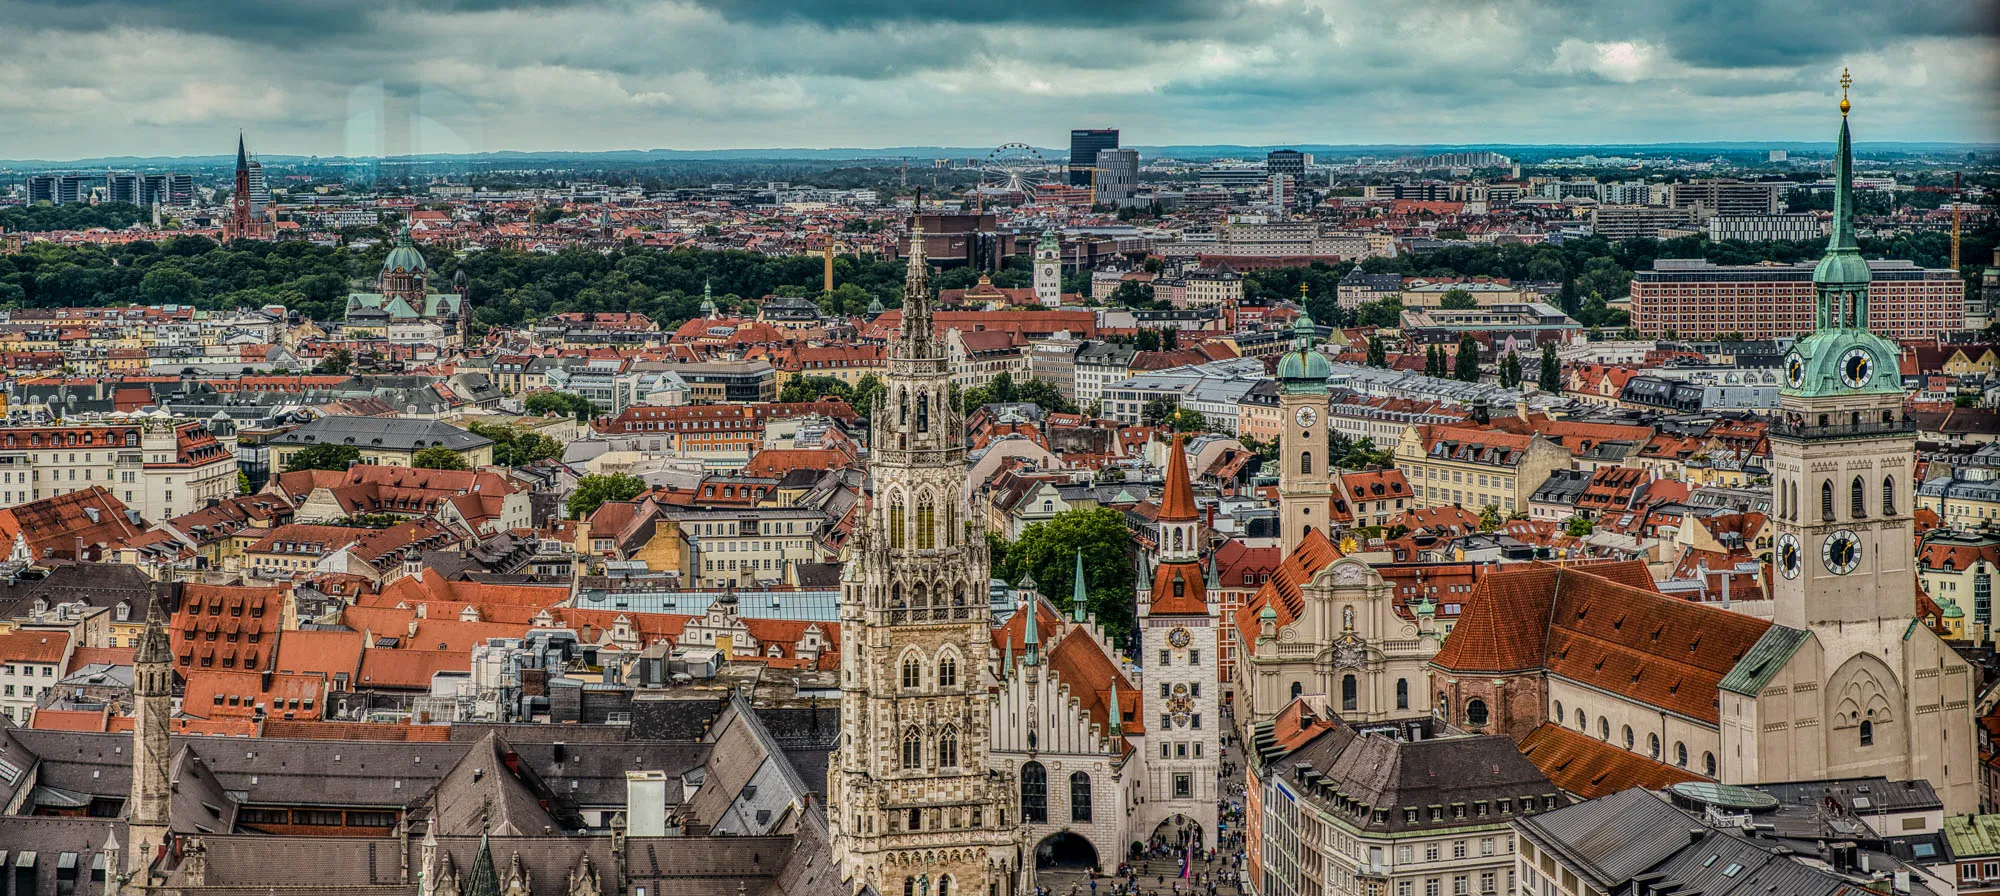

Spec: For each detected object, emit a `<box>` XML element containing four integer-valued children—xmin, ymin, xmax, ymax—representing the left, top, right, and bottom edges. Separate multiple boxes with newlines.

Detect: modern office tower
<box><xmin>1266</xmin><ymin>149</ymin><xmax>1310</xmax><ymax>179</ymax></box>
<box><xmin>26</xmin><ymin>174</ymin><xmax>95</xmax><ymax>205</ymax></box>
<box><xmin>1631</xmin><ymin>257</ymin><xmax>1962</xmax><ymax>340</ymax></box>
<box><xmin>1068</xmin><ymin>128</ymin><xmax>1119</xmax><ymax>186</ymax></box>
<box><xmin>26</xmin><ymin>174</ymin><xmax>56</xmax><ymax>204</ymax></box>
<box><xmin>246</xmin><ymin>159</ymin><xmax>271</xmax><ymax>205</ymax></box>
<box><xmin>1094</xmin><ymin>147</ymin><xmax>1139</xmax><ymax>204</ymax></box>
<box><xmin>106</xmin><ymin>172</ymin><xmax>142</xmax><ymax>205</ymax></box>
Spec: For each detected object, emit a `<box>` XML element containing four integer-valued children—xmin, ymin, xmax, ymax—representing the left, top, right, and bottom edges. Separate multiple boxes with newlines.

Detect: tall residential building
<box><xmin>1266</xmin><ymin>149</ymin><xmax>1310</xmax><ymax>180</ymax></box>
<box><xmin>1093</xmin><ymin>147</ymin><xmax>1138</xmax><ymax>205</ymax></box>
<box><xmin>1588</xmin><ymin>205</ymin><xmax>1693</xmax><ymax>240</ymax></box>
<box><xmin>828</xmin><ymin>213</ymin><xmax>1024</xmax><ymax>895</ymax></box>
<box><xmin>1068</xmin><ymin>128</ymin><xmax>1119</xmax><ymax>187</ymax></box>
<box><xmin>26</xmin><ymin>173</ymin><xmax>95</xmax><ymax>205</ymax></box>
<box><xmin>1630</xmin><ymin>258</ymin><xmax>1962</xmax><ymax>340</ymax></box>
<box><xmin>1668</xmin><ymin>178</ymin><xmax>1784</xmax><ymax>219</ymax></box>
<box><xmin>106</xmin><ymin>172</ymin><xmax>142</xmax><ymax>205</ymax></box>
<box><xmin>246</xmin><ymin>159</ymin><xmax>271</xmax><ymax>205</ymax></box>
<box><xmin>1705</xmin><ymin>213</ymin><xmax>1825</xmax><ymax>243</ymax></box>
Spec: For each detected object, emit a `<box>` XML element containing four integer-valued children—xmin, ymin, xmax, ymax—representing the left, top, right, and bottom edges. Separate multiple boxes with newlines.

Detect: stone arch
<box><xmin>916</xmin><ymin>489</ymin><xmax>938</xmax><ymax>550</ymax></box>
<box><xmin>898</xmin><ymin>646</ymin><xmax>926</xmax><ymax>690</ymax></box>
<box><xmin>1827</xmin><ymin>651</ymin><xmax>1900</xmax><ymax>752</ymax></box>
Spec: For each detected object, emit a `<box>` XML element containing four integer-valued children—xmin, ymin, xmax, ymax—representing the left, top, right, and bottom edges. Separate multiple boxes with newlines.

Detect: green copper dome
<box><xmin>382</xmin><ymin>229</ymin><xmax>429</xmax><ymax>275</ymax></box>
<box><xmin>1277</xmin><ymin>310</ymin><xmax>1332</xmax><ymax>393</ymax></box>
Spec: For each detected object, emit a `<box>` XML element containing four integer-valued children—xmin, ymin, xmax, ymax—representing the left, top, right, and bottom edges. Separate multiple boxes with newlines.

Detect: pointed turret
<box><xmin>1106</xmin><ymin>680</ymin><xmax>1122</xmax><ymax>737</ymax></box>
<box><xmin>1071</xmin><ymin>548</ymin><xmax>1089</xmax><ymax>623</ymax></box>
<box><xmin>1159</xmin><ymin>434</ymin><xmax>1198</xmax><ymax>523</ymax></box>
<box><xmin>897</xmin><ymin>192</ymin><xmax>936</xmax><ymax>358</ymax></box>
<box><xmin>236</xmin><ymin>132</ymin><xmax>248</xmax><ymax>174</ymax></box>
<box><xmin>1021</xmin><ymin>572</ymin><xmax>1041</xmax><ymax>667</ymax></box>
<box><xmin>467</xmin><ymin>831</ymin><xmax>500</xmax><ymax>896</ymax></box>
<box><xmin>1150</xmin><ymin>433</ymin><xmax>1208</xmax><ymax>613</ymax></box>
<box><xmin>700</xmin><ymin>279</ymin><xmax>717</xmax><ymax>318</ymax></box>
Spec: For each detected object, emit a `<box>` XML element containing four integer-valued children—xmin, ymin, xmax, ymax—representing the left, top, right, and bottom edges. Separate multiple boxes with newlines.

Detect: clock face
<box><xmin>1839</xmin><ymin>347</ymin><xmax>1875</xmax><ymax>389</ymax></box>
<box><xmin>1776</xmin><ymin>533</ymin><xmax>1802</xmax><ymax>580</ymax></box>
<box><xmin>1168</xmin><ymin>627</ymin><xmax>1192</xmax><ymax>649</ymax></box>
<box><xmin>1822</xmin><ymin>529</ymin><xmax>1862</xmax><ymax>575</ymax></box>
<box><xmin>1783</xmin><ymin>353</ymin><xmax>1806</xmax><ymax>390</ymax></box>
<box><xmin>1295</xmin><ymin>406</ymin><xmax>1318</xmax><ymax>429</ymax></box>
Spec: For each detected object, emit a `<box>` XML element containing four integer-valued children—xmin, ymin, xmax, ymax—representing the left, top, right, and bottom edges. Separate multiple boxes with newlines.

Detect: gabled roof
<box><xmin>1517</xmin><ymin>723</ymin><xmax>1701</xmax><ymax>799</ymax></box>
<box><xmin>1232</xmin><ymin>528</ymin><xmax>1341</xmax><ymax>644</ymax></box>
<box><xmin>1045</xmin><ymin>626</ymin><xmax>1143</xmax><ymax>738</ymax></box>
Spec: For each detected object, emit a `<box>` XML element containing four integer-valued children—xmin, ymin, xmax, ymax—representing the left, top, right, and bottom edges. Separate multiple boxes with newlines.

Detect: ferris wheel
<box><xmin>979</xmin><ymin>143</ymin><xmax>1055</xmax><ymax>192</ymax></box>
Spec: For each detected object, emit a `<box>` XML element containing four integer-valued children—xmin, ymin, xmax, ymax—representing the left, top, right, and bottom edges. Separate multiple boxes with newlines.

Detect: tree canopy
<box><xmin>282</xmin><ymin>444</ymin><xmax>361</xmax><ymax>473</ymax></box>
<box><xmin>566</xmin><ymin>473</ymin><xmax>647</xmax><ymax>519</ymax></box>
<box><xmin>524</xmin><ymin>391</ymin><xmax>600</xmax><ymax>421</ymax></box>
<box><xmin>412</xmin><ymin>446</ymin><xmax>471</xmax><ymax>470</ymax></box>
<box><xmin>466</xmin><ymin>420</ymin><xmax>564</xmax><ymax>467</ymax></box>
<box><xmin>991</xmin><ymin>507</ymin><xmax>1137</xmax><ymax>643</ymax></box>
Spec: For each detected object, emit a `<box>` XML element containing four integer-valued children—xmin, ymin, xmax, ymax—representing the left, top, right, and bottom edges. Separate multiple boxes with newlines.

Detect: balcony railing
<box><xmin>1768</xmin><ymin>417</ymin><xmax>1916</xmax><ymax>440</ymax></box>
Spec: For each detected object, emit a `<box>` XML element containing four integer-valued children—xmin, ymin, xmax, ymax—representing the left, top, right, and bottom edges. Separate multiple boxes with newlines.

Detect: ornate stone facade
<box><xmin>829</xmin><ymin>212</ymin><xmax>1024</xmax><ymax>896</ymax></box>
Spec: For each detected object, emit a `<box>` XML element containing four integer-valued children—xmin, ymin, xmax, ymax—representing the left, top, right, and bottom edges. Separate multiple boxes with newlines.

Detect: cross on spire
<box><xmin>1839</xmin><ymin>67</ymin><xmax>1852</xmax><ymax>116</ymax></box>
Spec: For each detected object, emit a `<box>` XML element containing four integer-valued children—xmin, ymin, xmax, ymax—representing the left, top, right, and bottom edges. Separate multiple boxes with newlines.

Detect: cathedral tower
<box><xmin>829</xmin><ymin>207</ymin><xmax>1021</xmax><ymax>896</ymax></box>
<box><xmin>1136</xmin><ymin>434</ymin><xmax>1220</xmax><ymax>846</ymax></box>
<box><xmin>128</xmin><ymin>588</ymin><xmax>173</xmax><ymax>878</ymax></box>
<box><xmin>1276</xmin><ymin>306</ymin><xmax>1334</xmax><ymax>556</ymax></box>
<box><xmin>224</xmin><ymin>134</ymin><xmax>254</xmax><ymax>243</ymax></box>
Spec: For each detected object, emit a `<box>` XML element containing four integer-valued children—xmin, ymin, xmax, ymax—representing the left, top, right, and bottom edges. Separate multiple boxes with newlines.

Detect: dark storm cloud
<box><xmin>1522</xmin><ymin>0</ymin><xmax>1999</xmax><ymax>66</ymax></box>
<box><xmin>691</xmin><ymin>0</ymin><xmax>1239</xmax><ymax>27</ymax></box>
<box><xmin>3</xmin><ymin>0</ymin><xmax>593</xmax><ymax>42</ymax></box>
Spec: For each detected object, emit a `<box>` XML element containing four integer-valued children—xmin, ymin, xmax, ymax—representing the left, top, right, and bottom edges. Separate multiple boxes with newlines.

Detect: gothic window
<box><xmin>916</xmin><ymin>494</ymin><xmax>937</xmax><ymax>550</ymax></box>
<box><xmin>902</xmin><ymin>656</ymin><xmax>922</xmax><ymax>690</ymax></box>
<box><xmin>1850</xmin><ymin>476</ymin><xmax>1866</xmax><ymax>518</ymax></box>
<box><xmin>1436</xmin><ymin>694</ymin><xmax>1449</xmax><ymax>723</ymax></box>
<box><xmin>937</xmin><ymin>656</ymin><xmax>957</xmax><ymax>688</ymax></box>
<box><xmin>1859</xmin><ymin>720</ymin><xmax>1874</xmax><ymax>747</ymax></box>
<box><xmin>1070</xmin><ymin>772</ymin><xmax>1093</xmax><ymax>822</ymax></box>
<box><xmin>1821</xmin><ymin>480</ymin><xmax>1835</xmax><ymax>521</ymax></box>
<box><xmin>1883</xmin><ymin>476</ymin><xmax>1896</xmax><ymax>516</ymax></box>
<box><xmin>938</xmin><ymin>877</ymin><xmax>951</xmax><ymax>896</ymax></box>
<box><xmin>892</xmin><ymin>582</ymin><xmax>904</xmax><ymax>607</ymax></box>
<box><xmin>1466</xmin><ymin>699</ymin><xmax>1488</xmax><ymax>727</ymax></box>
<box><xmin>1341</xmin><ymin>674</ymin><xmax>1358</xmax><ymax>712</ymax></box>
<box><xmin>945</xmin><ymin>502</ymin><xmax>958</xmax><ymax>546</ymax></box>
<box><xmin>902</xmin><ymin>727</ymin><xmax>923</xmax><ymax>769</ymax></box>
<box><xmin>890</xmin><ymin>500</ymin><xmax>907</xmax><ymax>549</ymax></box>
<box><xmin>1020</xmin><ymin>761</ymin><xmax>1048</xmax><ymax>824</ymax></box>
<box><xmin>1300</xmin><ymin>451</ymin><xmax>1313</xmax><ymax>476</ymax></box>
<box><xmin>1396</xmin><ymin>678</ymin><xmax>1409</xmax><ymax>710</ymax></box>
<box><xmin>899</xmin><ymin>389</ymin><xmax>909</xmax><ymax>426</ymax></box>
<box><xmin>938</xmin><ymin>726</ymin><xmax>959</xmax><ymax>768</ymax></box>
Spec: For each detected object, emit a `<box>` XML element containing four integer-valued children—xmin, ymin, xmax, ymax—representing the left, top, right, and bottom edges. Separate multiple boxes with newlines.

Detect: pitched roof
<box><xmin>1517</xmin><ymin>723</ymin><xmax>1702</xmax><ymax>799</ymax></box>
<box><xmin>1232</xmin><ymin>528</ymin><xmax>1342</xmax><ymax>644</ymax></box>
<box><xmin>1045</xmin><ymin>626</ymin><xmax>1143</xmax><ymax>738</ymax></box>
<box><xmin>1158</xmin><ymin>434</ymin><xmax>1198</xmax><ymax>522</ymax></box>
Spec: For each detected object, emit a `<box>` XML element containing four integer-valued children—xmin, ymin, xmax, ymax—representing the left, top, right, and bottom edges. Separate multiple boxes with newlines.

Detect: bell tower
<box><xmin>1033</xmin><ymin>231</ymin><xmax>1061</xmax><ymax>308</ymax></box>
<box><xmin>128</xmin><ymin>587</ymin><xmax>173</xmax><ymax>879</ymax></box>
<box><xmin>1276</xmin><ymin>298</ymin><xmax>1334</xmax><ymax>556</ymax></box>
<box><xmin>1768</xmin><ymin>69</ymin><xmax>1914</xmax><ymax>631</ymax></box>
<box><xmin>828</xmin><ymin>200</ymin><xmax>1022</xmax><ymax>896</ymax></box>
<box><xmin>1135</xmin><ymin>434</ymin><xmax>1220</xmax><ymax>846</ymax></box>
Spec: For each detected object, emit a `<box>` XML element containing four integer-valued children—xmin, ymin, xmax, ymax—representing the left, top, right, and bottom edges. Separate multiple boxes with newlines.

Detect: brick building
<box><xmin>1631</xmin><ymin>258</ymin><xmax>1963</xmax><ymax>341</ymax></box>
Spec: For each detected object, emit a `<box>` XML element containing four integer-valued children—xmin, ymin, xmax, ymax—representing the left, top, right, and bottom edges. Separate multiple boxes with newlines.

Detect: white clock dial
<box><xmin>1783</xmin><ymin>353</ymin><xmax>1806</xmax><ymax>390</ymax></box>
<box><xmin>1839</xmin><ymin>347</ymin><xmax>1875</xmax><ymax>389</ymax></box>
<box><xmin>1821</xmin><ymin>529</ymin><xmax>1861</xmax><ymax>576</ymax></box>
<box><xmin>1295</xmin><ymin>406</ymin><xmax>1318</xmax><ymax>429</ymax></box>
<box><xmin>1776</xmin><ymin>533</ymin><xmax>1802</xmax><ymax>580</ymax></box>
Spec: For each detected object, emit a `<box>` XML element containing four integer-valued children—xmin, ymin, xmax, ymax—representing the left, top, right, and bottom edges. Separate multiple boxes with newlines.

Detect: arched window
<box><xmin>1883</xmin><ymin>476</ymin><xmax>1896</xmax><ymax>516</ymax></box>
<box><xmin>1821</xmin><ymin>480</ymin><xmax>1835</xmax><ymax>521</ymax></box>
<box><xmin>1070</xmin><ymin>772</ymin><xmax>1093</xmax><ymax>822</ymax></box>
<box><xmin>1172</xmin><ymin>528</ymin><xmax>1184</xmax><ymax>553</ymax></box>
<box><xmin>1290</xmin><ymin>681</ymin><xmax>1303</xmax><ymax>700</ymax></box>
<box><xmin>890</xmin><ymin>501</ymin><xmax>907</xmax><ymax>549</ymax></box>
<box><xmin>1703</xmin><ymin>752</ymin><xmax>1717</xmax><ymax>776</ymax></box>
<box><xmin>917</xmin><ymin>392</ymin><xmax>930</xmax><ymax>432</ymax></box>
<box><xmin>945</xmin><ymin>502</ymin><xmax>958</xmax><ymax>546</ymax></box>
<box><xmin>1466</xmin><ymin>699</ymin><xmax>1489</xmax><ymax>727</ymax></box>
<box><xmin>938</xmin><ymin>877</ymin><xmax>951</xmax><ymax>896</ymax></box>
<box><xmin>1599</xmin><ymin>718</ymin><xmax>1610</xmax><ymax>740</ymax></box>
<box><xmin>1851</xmin><ymin>476</ymin><xmax>1866</xmax><ymax>518</ymax></box>
<box><xmin>1859</xmin><ymin>719</ymin><xmax>1874</xmax><ymax>747</ymax></box>
<box><xmin>1623</xmin><ymin>725</ymin><xmax>1634</xmax><ymax>750</ymax></box>
<box><xmin>1300</xmin><ymin>451</ymin><xmax>1313</xmax><ymax>476</ymax></box>
<box><xmin>1341</xmin><ymin>674</ymin><xmax>1358</xmax><ymax>712</ymax></box>
<box><xmin>937</xmin><ymin>656</ymin><xmax>957</xmax><ymax>688</ymax></box>
<box><xmin>916</xmin><ymin>494</ymin><xmax>937</xmax><ymax>550</ymax></box>
<box><xmin>937</xmin><ymin>726</ymin><xmax>959</xmax><ymax>768</ymax></box>
<box><xmin>1675</xmin><ymin>742</ymin><xmax>1688</xmax><ymax>768</ymax></box>
<box><xmin>1574</xmin><ymin>708</ymin><xmax>1585</xmax><ymax>730</ymax></box>
<box><xmin>906</xmin><ymin>878</ymin><xmax>916</xmax><ymax>896</ymax></box>
<box><xmin>1395</xmin><ymin>678</ymin><xmax>1409</xmax><ymax>711</ymax></box>
<box><xmin>898</xmin><ymin>389</ymin><xmax>908</xmax><ymax>426</ymax></box>
<box><xmin>1648</xmin><ymin>733</ymin><xmax>1661</xmax><ymax>759</ymax></box>
<box><xmin>1553</xmin><ymin>701</ymin><xmax>1564</xmax><ymax>724</ymax></box>
<box><xmin>902</xmin><ymin>727</ymin><xmax>922</xmax><ymax>769</ymax></box>
<box><xmin>902</xmin><ymin>656</ymin><xmax>922</xmax><ymax>690</ymax></box>
<box><xmin>1020</xmin><ymin>761</ymin><xmax>1048</xmax><ymax>824</ymax></box>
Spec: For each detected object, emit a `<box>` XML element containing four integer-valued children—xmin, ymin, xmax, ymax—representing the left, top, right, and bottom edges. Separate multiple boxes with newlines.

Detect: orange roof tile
<box><xmin>1517</xmin><ymin>722</ymin><xmax>1701</xmax><ymax>799</ymax></box>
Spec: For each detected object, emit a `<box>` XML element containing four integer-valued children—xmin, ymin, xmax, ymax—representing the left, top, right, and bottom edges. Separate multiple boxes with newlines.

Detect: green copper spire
<box><xmin>1107</xmin><ymin>680</ymin><xmax>1122</xmax><ymax>737</ymax></box>
<box><xmin>1022</xmin><ymin>574</ymin><xmax>1041</xmax><ymax>667</ymax></box>
<box><xmin>1812</xmin><ymin>67</ymin><xmax>1872</xmax><ymax>319</ymax></box>
<box><xmin>467</xmin><ymin>830</ymin><xmax>500</xmax><ymax>896</ymax></box>
<box><xmin>1071</xmin><ymin>549</ymin><xmax>1088</xmax><ymax>623</ymax></box>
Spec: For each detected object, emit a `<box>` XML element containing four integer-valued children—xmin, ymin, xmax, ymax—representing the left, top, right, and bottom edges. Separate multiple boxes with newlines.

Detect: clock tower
<box><xmin>1276</xmin><ymin>307</ymin><xmax>1334</xmax><ymax>557</ymax></box>
<box><xmin>1768</xmin><ymin>68</ymin><xmax>1913</xmax><ymax>632</ymax></box>
<box><xmin>1136</xmin><ymin>433</ymin><xmax>1220</xmax><ymax>851</ymax></box>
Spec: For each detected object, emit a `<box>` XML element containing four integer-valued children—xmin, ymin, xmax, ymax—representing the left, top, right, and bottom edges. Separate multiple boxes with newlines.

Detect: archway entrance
<box><xmin>1149</xmin><ymin>814</ymin><xmax>1205</xmax><ymax>853</ymax></box>
<box><xmin>1035</xmin><ymin>831</ymin><xmax>1099</xmax><ymax>871</ymax></box>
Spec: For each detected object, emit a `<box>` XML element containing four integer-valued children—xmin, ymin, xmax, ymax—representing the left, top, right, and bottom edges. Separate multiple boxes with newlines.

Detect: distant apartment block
<box><xmin>1667</xmin><ymin>178</ymin><xmax>1784</xmax><ymax>219</ymax></box>
<box><xmin>1589</xmin><ymin>205</ymin><xmax>1694</xmax><ymax>241</ymax></box>
<box><xmin>1631</xmin><ymin>258</ymin><xmax>1963</xmax><ymax>341</ymax></box>
<box><xmin>1705</xmin><ymin>213</ymin><xmax>1825</xmax><ymax>243</ymax></box>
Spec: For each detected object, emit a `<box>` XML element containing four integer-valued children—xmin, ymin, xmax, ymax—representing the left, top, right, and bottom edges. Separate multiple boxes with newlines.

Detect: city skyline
<box><xmin>2</xmin><ymin>0</ymin><xmax>1997</xmax><ymax>161</ymax></box>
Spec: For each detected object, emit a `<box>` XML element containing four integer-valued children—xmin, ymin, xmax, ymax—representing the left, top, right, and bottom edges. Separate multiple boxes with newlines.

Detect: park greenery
<box><xmin>411</xmin><ymin>446</ymin><xmax>471</xmax><ymax>471</ymax></box>
<box><xmin>566</xmin><ymin>473</ymin><xmax>647</xmax><ymax>519</ymax></box>
<box><xmin>987</xmin><ymin>507</ymin><xmax>1138</xmax><ymax>643</ymax></box>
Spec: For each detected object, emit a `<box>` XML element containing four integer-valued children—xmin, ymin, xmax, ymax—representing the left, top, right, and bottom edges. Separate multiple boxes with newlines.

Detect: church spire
<box><xmin>1071</xmin><ymin>548</ymin><xmax>1089</xmax><ymax>623</ymax></box>
<box><xmin>236</xmin><ymin>132</ymin><xmax>248</xmax><ymax>174</ymax></box>
<box><xmin>1813</xmin><ymin>67</ymin><xmax>1872</xmax><ymax>330</ymax></box>
<box><xmin>1160</xmin><ymin>433</ymin><xmax>1198</xmax><ymax>523</ymax></box>
<box><xmin>1106</xmin><ymin>680</ymin><xmax>1121</xmax><ymax>737</ymax></box>
<box><xmin>897</xmin><ymin>191</ymin><xmax>935</xmax><ymax>358</ymax></box>
<box><xmin>1021</xmin><ymin>572</ymin><xmax>1041</xmax><ymax>667</ymax></box>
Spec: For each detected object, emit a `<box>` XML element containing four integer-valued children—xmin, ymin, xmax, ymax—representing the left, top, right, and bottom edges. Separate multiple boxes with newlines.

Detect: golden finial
<box><xmin>1299</xmin><ymin>283</ymin><xmax>1309</xmax><ymax>299</ymax></box>
<box><xmin>1839</xmin><ymin>67</ymin><xmax>1852</xmax><ymax>116</ymax></box>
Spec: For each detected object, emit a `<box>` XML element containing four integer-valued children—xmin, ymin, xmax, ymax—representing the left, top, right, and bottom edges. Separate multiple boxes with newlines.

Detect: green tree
<box><xmin>1453</xmin><ymin>334</ymin><xmax>1481</xmax><ymax>382</ymax></box>
<box><xmin>1477</xmin><ymin>504</ymin><xmax>1503</xmax><ymax>533</ymax></box>
<box><xmin>1423</xmin><ymin>345</ymin><xmax>1442</xmax><ymax>377</ymax></box>
<box><xmin>320</xmin><ymin>347</ymin><xmax>354</xmax><ymax>376</ymax></box>
<box><xmin>1563</xmin><ymin>515</ymin><xmax>1595</xmax><ymax>537</ymax></box>
<box><xmin>1165</xmin><ymin>408</ymin><xmax>1207</xmax><ymax>433</ymax></box>
<box><xmin>139</xmin><ymin>267</ymin><xmax>201</xmax><ymax>305</ymax></box>
<box><xmin>283</xmin><ymin>444</ymin><xmax>362</xmax><ymax>473</ymax></box>
<box><xmin>1365</xmin><ymin>336</ymin><xmax>1388</xmax><ymax>368</ymax></box>
<box><xmin>1356</xmin><ymin>297</ymin><xmax>1403</xmax><ymax>329</ymax></box>
<box><xmin>780</xmin><ymin>375</ymin><xmax>854</xmax><ymax>404</ymax></box>
<box><xmin>1329</xmin><ymin>435</ymin><xmax>1395</xmax><ymax>471</ymax></box>
<box><xmin>412</xmin><ymin>446</ymin><xmax>471</xmax><ymax>470</ymax></box>
<box><xmin>567</xmin><ymin>473</ymin><xmax>647</xmax><ymax>519</ymax></box>
<box><xmin>993</xmin><ymin>508</ymin><xmax>1136</xmax><ymax>641</ymax></box>
<box><xmin>1539</xmin><ymin>343</ymin><xmax>1562</xmax><ymax>392</ymax></box>
<box><xmin>1141</xmin><ymin>397</ymin><xmax>1182</xmax><ymax>427</ymax></box>
<box><xmin>1438</xmin><ymin>288</ymin><xmax>1479</xmax><ymax>310</ymax></box>
<box><xmin>524</xmin><ymin>391</ymin><xmax>600</xmax><ymax>421</ymax></box>
<box><xmin>1498</xmin><ymin>351</ymin><xmax>1522</xmax><ymax>388</ymax></box>
<box><xmin>466</xmin><ymin>420</ymin><xmax>563</xmax><ymax>467</ymax></box>
<box><xmin>850</xmin><ymin>374</ymin><xmax>887</xmax><ymax>418</ymax></box>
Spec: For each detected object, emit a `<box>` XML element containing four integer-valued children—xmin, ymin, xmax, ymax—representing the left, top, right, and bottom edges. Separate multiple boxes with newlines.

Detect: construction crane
<box><xmin>1067</xmin><ymin>165</ymin><xmax>1103</xmax><ymax>197</ymax></box>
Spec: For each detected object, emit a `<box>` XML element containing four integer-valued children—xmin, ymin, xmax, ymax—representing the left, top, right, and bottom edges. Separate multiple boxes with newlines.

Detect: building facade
<box><xmin>1631</xmin><ymin>258</ymin><xmax>1963</xmax><ymax>341</ymax></box>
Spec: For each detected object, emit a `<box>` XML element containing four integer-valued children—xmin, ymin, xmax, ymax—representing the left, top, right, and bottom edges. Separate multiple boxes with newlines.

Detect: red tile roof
<box><xmin>1232</xmin><ymin>528</ymin><xmax>1342</xmax><ymax>645</ymax></box>
<box><xmin>171</xmin><ymin>584</ymin><xmax>286</xmax><ymax>673</ymax></box>
<box><xmin>0</xmin><ymin>629</ymin><xmax>70</xmax><ymax>664</ymax></box>
<box><xmin>1517</xmin><ymin>723</ymin><xmax>1702</xmax><ymax>799</ymax></box>
<box><xmin>1045</xmin><ymin>626</ymin><xmax>1143</xmax><ymax>739</ymax></box>
<box><xmin>1159</xmin><ymin>434</ymin><xmax>1198</xmax><ymax>522</ymax></box>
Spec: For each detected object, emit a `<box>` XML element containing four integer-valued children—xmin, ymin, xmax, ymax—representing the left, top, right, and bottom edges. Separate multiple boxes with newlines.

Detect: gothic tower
<box><xmin>224</xmin><ymin>134</ymin><xmax>253</xmax><ymax>243</ymax></box>
<box><xmin>1135</xmin><ymin>434</ymin><xmax>1221</xmax><ymax>846</ymax></box>
<box><xmin>1276</xmin><ymin>308</ymin><xmax>1334</xmax><ymax>556</ymax></box>
<box><xmin>1769</xmin><ymin>70</ymin><xmax>1914</xmax><ymax>632</ymax></box>
<box><xmin>1032</xmin><ymin>231</ymin><xmax>1061</xmax><ymax>308</ymax></box>
<box><xmin>128</xmin><ymin>588</ymin><xmax>173</xmax><ymax>878</ymax></box>
<box><xmin>453</xmin><ymin>267</ymin><xmax>473</xmax><ymax>350</ymax></box>
<box><xmin>829</xmin><ymin>207</ymin><xmax>1021</xmax><ymax>896</ymax></box>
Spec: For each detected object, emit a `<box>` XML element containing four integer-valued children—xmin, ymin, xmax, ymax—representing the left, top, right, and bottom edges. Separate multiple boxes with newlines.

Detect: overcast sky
<box><xmin>3</xmin><ymin>0</ymin><xmax>1997</xmax><ymax>161</ymax></box>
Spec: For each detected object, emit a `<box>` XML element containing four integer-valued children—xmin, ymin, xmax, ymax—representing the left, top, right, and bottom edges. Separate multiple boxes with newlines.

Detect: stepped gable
<box><xmin>1045</xmin><ymin>626</ymin><xmax>1143</xmax><ymax>740</ymax></box>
